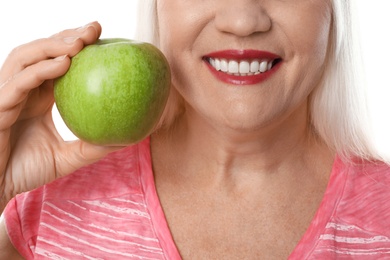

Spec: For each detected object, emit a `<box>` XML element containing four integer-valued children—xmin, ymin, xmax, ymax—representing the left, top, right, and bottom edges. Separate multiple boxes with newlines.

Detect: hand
<box><xmin>0</xmin><ymin>22</ymin><xmax>122</xmax><ymax>211</ymax></box>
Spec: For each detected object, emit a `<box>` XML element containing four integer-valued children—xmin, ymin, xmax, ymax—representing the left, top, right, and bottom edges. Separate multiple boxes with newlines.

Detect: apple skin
<box><xmin>54</xmin><ymin>38</ymin><xmax>171</xmax><ymax>146</ymax></box>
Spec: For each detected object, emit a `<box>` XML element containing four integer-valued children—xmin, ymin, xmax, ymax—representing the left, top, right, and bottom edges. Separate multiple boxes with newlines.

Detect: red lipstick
<box><xmin>203</xmin><ymin>49</ymin><xmax>282</xmax><ymax>85</ymax></box>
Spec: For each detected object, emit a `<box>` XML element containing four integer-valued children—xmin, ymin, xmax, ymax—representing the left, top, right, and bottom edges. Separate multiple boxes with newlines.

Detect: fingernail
<box><xmin>77</xmin><ymin>23</ymin><xmax>93</xmax><ymax>32</ymax></box>
<box><xmin>54</xmin><ymin>55</ymin><xmax>68</xmax><ymax>61</ymax></box>
<box><xmin>63</xmin><ymin>37</ymin><xmax>79</xmax><ymax>44</ymax></box>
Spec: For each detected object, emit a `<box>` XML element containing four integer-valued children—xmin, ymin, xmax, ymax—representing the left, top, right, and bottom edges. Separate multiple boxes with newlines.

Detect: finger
<box><xmin>0</xmin><ymin>129</ymin><xmax>11</xmax><ymax>176</ymax></box>
<box><xmin>51</xmin><ymin>21</ymin><xmax>102</xmax><ymax>44</ymax></box>
<box><xmin>0</xmin><ymin>55</ymin><xmax>70</xmax><ymax>130</ymax></box>
<box><xmin>18</xmin><ymin>80</ymin><xmax>55</xmax><ymax>120</ymax></box>
<box><xmin>56</xmin><ymin>140</ymin><xmax>124</xmax><ymax>177</ymax></box>
<box><xmin>0</xmin><ymin>21</ymin><xmax>101</xmax><ymax>82</ymax></box>
<box><xmin>0</xmin><ymin>37</ymin><xmax>81</xmax><ymax>80</ymax></box>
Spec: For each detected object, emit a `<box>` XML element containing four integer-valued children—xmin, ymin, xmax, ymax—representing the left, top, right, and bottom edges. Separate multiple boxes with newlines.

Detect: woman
<box><xmin>1</xmin><ymin>0</ymin><xmax>390</xmax><ymax>259</ymax></box>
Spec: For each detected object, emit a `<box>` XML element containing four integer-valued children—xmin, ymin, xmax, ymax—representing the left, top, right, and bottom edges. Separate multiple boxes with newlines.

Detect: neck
<box><xmin>151</xmin><ymin>103</ymin><xmax>334</xmax><ymax>190</ymax></box>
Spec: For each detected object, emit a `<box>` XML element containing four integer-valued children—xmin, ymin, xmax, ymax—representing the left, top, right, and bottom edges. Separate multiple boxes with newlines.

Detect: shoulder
<box><xmin>331</xmin><ymin>156</ymin><xmax>390</xmax><ymax>188</ymax></box>
<box><xmin>292</xmin><ymin>157</ymin><xmax>390</xmax><ymax>259</ymax></box>
<box><xmin>333</xmin><ymin>157</ymin><xmax>390</xmax><ymax>231</ymax></box>
<box><xmin>344</xmin><ymin>158</ymin><xmax>390</xmax><ymax>192</ymax></box>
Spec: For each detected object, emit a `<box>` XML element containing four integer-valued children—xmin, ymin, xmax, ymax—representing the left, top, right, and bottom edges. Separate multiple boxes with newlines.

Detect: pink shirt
<box><xmin>4</xmin><ymin>138</ymin><xmax>390</xmax><ymax>259</ymax></box>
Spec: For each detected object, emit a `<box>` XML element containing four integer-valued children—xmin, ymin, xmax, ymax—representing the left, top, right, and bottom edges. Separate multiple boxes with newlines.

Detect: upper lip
<box><xmin>203</xmin><ymin>49</ymin><xmax>281</xmax><ymax>61</ymax></box>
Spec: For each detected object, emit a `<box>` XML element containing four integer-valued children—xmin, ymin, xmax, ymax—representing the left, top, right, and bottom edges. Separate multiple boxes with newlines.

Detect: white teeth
<box><xmin>208</xmin><ymin>58</ymin><xmax>275</xmax><ymax>76</ymax></box>
<box><xmin>220</xmin><ymin>59</ymin><xmax>228</xmax><ymax>72</ymax></box>
<box><xmin>239</xmin><ymin>61</ymin><xmax>250</xmax><ymax>74</ymax></box>
<box><xmin>250</xmin><ymin>60</ymin><xmax>260</xmax><ymax>73</ymax></box>
<box><xmin>215</xmin><ymin>59</ymin><xmax>221</xmax><ymax>71</ymax></box>
<box><xmin>268</xmin><ymin>61</ymin><xmax>273</xmax><ymax>70</ymax></box>
<box><xmin>259</xmin><ymin>61</ymin><xmax>268</xmax><ymax>73</ymax></box>
<box><xmin>210</xmin><ymin>58</ymin><xmax>216</xmax><ymax>68</ymax></box>
<box><xmin>228</xmin><ymin>60</ymin><xmax>239</xmax><ymax>73</ymax></box>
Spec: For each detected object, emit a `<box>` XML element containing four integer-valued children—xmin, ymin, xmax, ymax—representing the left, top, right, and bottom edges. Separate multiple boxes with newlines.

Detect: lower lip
<box><xmin>204</xmin><ymin>60</ymin><xmax>281</xmax><ymax>85</ymax></box>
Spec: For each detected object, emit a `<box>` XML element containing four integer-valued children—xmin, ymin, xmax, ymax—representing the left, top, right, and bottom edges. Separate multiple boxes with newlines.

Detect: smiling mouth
<box><xmin>205</xmin><ymin>57</ymin><xmax>281</xmax><ymax>76</ymax></box>
<box><xmin>202</xmin><ymin>50</ymin><xmax>282</xmax><ymax>85</ymax></box>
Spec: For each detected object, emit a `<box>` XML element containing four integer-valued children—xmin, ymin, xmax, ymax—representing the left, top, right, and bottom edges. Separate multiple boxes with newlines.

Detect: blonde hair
<box><xmin>135</xmin><ymin>0</ymin><xmax>386</xmax><ymax>162</ymax></box>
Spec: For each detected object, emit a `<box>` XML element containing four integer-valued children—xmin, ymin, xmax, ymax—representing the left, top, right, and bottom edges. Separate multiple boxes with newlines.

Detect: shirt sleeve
<box><xmin>3</xmin><ymin>187</ymin><xmax>45</xmax><ymax>260</ymax></box>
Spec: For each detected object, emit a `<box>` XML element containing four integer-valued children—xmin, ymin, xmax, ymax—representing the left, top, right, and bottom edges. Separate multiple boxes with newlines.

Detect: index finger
<box><xmin>0</xmin><ymin>22</ymin><xmax>101</xmax><ymax>83</ymax></box>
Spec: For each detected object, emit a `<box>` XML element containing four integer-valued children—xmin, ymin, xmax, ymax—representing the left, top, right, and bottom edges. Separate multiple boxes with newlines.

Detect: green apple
<box><xmin>54</xmin><ymin>38</ymin><xmax>171</xmax><ymax>146</ymax></box>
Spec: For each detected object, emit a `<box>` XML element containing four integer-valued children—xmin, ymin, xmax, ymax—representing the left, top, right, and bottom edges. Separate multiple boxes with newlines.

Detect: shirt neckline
<box><xmin>139</xmin><ymin>137</ymin><xmax>182</xmax><ymax>260</ymax></box>
<box><xmin>288</xmin><ymin>156</ymin><xmax>348</xmax><ymax>258</ymax></box>
<box><xmin>139</xmin><ymin>137</ymin><xmax>347</xmax><ymax>259</ymax></box>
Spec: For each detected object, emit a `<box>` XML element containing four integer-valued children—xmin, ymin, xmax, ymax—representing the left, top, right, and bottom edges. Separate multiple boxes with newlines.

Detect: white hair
<box><xmin>135</xmin><ymin>0</ymin><xmax>158</xmax><ymax>45</ymax></box>
<box><xmin>310</xmin><ymin>0</ymin><xmax>384</xmax><ymax>162</ymax></box>
<box><xmin>135</xmin><ymin>0</ymin><xmax>387</xmax><ymax>163</ymax></box>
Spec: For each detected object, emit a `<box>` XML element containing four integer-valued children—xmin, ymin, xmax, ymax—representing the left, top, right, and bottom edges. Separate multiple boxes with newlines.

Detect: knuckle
<box><xmin>0</xmin><ymin>76</ymin><xmax>12</xmax><ymax>91</ymax></box>
<box><xmin>7</xmin><ymin>45</ymin><xmax>25</xmax><ymax>68</ymax></box>
<box><xmin>8</xmin><ymin>44</ymin><xmax>23</xmax><ymax>58</ymax></box>
<box><xmin>68</xmin><ymin>39</ymin><xmax>84</xmax><ymax>57</ymax></box>
<box><xmin>28</xmin><ymin>66</ymin><xmax>46</xmax><ymax>86</ymax></box>
<box><xmin>7</xmin><ymin>39</ymin><xmax>45</xmax><ymax>69</ymax></box>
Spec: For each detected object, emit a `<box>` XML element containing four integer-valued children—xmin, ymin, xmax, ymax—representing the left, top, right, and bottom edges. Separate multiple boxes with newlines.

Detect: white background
<box><xmin>0</xmin><ymin>1</ymin><xmax>389</xmax><ymax>154</ymax></box>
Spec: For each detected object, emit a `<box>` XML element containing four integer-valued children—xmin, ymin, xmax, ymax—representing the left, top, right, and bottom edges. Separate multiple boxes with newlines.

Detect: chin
<box><xmin>219</xmin><ymin>115</ymin><xmax>272</xmax><ymax>133</ymax></box>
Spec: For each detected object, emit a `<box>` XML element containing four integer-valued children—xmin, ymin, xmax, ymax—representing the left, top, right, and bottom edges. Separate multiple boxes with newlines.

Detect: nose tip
<box><xmin>215</xmin><ymin>5</ymin><xmax>271</xmax><ymax>37</ymax></box>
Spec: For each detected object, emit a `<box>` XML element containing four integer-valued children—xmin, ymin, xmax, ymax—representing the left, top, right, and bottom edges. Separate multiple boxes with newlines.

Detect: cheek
<box><xmin>157</xmin><ymin>2</ymin><xmax>212</xmax><ymax>99</ymax></box>
<box><xmin>308</xmin><ymin>22</ymin><xmax>331</xmax><ymax>62</ymax></box>
<box><xmin>157</xmin><ymin>3</ymin><xmax>190</xmax><ymax>92</ymax></box>
<box><xmin>157</xmin><ymin>2</ymin><xmax>206</xmax><ymax>56</ymax></box>
<box><xmin>277</xmin><ymin>7</ymin><xmax>332</xmax><ymax>110</ymax></box>
<box><xmin>274</xmin><ymin>0</ymin><xmax>332</xmax><ymax>63</ymax></box>
<box><xmin>157</xmin><ymin>3</ymin><xmax>177</xmax><ymax>53</ymax></box>
<box><xmin>292</xmin><ymin>8</ymin><xmax>331</xmax><ymax>61</ymax></box>
<box><xmin>280</xmin><ymin>4</ymin><xmax>332</xmax><ymax>93</ymax></box>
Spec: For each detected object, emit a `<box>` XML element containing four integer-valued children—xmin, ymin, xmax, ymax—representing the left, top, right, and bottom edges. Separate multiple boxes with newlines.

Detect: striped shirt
<box><xmin>3</xmin><ymin>138</ymin><xmax>390</xmax><ymax>259</ymax></box>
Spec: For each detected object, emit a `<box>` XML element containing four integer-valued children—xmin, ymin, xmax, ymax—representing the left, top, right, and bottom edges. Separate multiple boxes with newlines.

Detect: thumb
<box><xmin>56</xmin><ymin>140</ymin><xmax>125</xmax><ymax>177</ymax></box>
